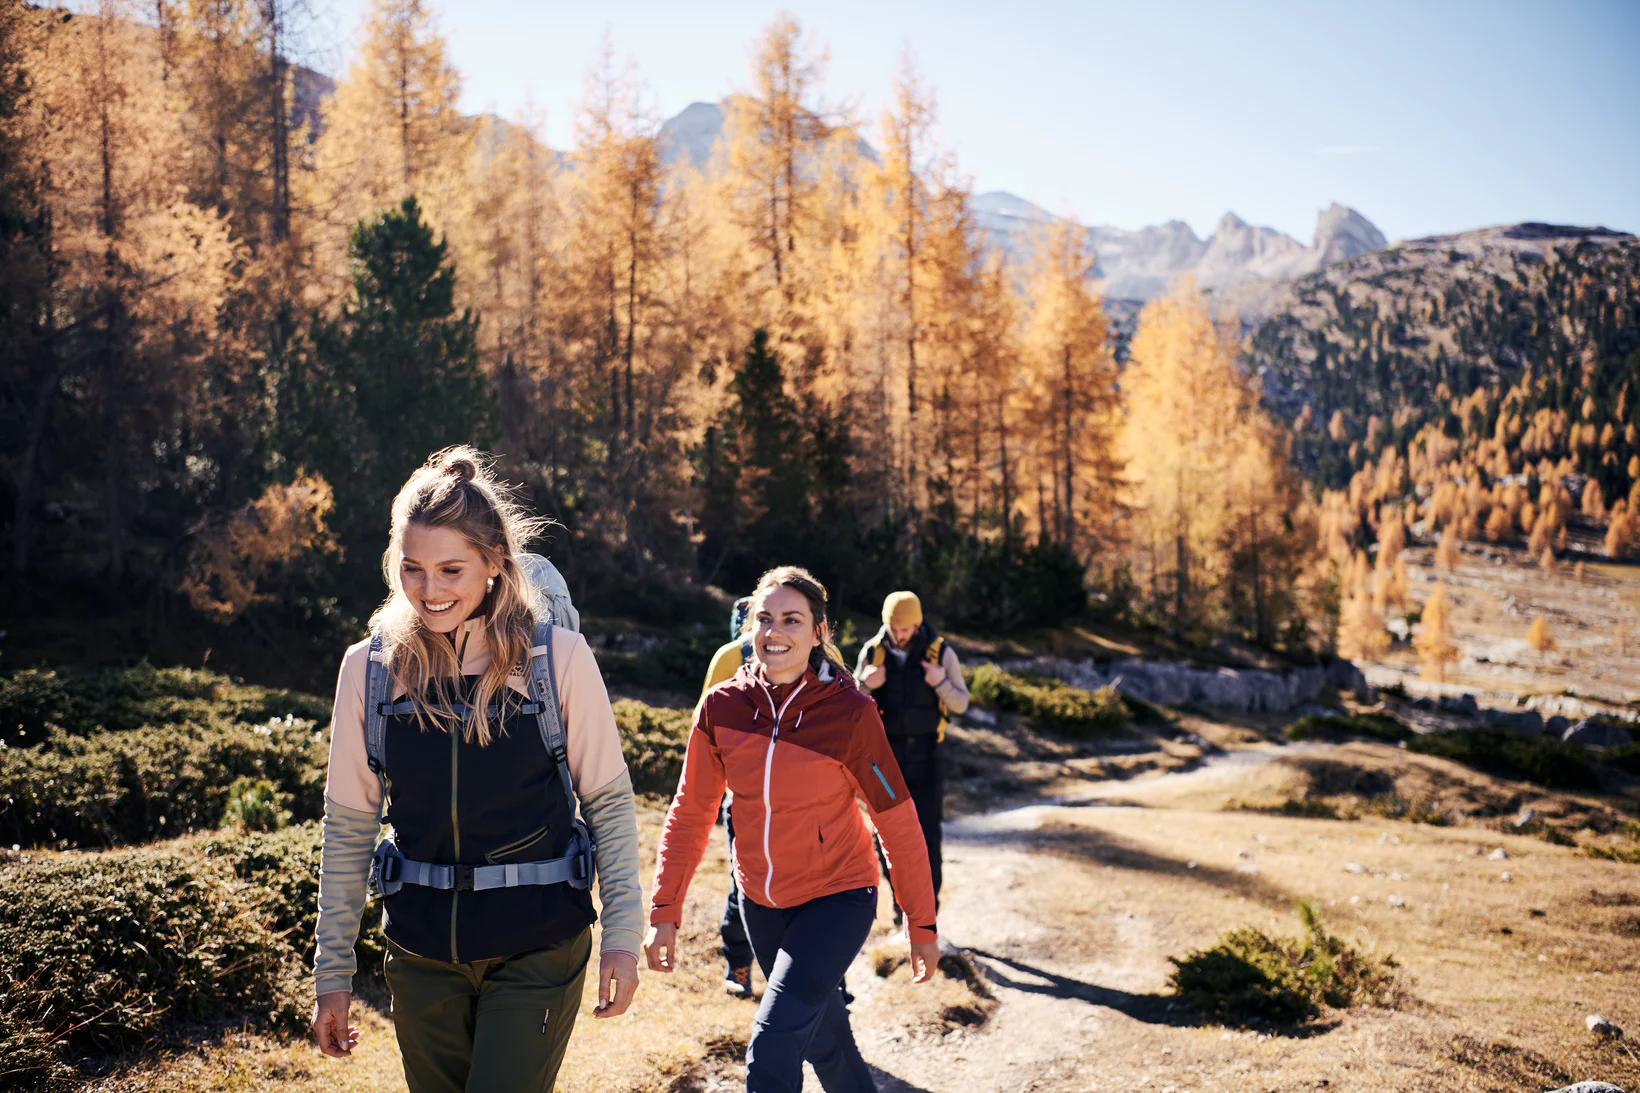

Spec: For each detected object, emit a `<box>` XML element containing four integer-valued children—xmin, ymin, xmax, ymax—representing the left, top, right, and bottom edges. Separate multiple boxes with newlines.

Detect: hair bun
<box><xmin>443</xmin><ymin>455</ymin><xmax>479</xmax><ymax>482</ymax></box>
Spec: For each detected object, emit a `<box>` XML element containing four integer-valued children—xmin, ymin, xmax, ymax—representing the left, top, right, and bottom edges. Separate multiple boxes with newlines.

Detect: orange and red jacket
<box><xmin>650</xmin><ymin>660</ymin><xmax>938</xmax><ymax>944</ymax></box>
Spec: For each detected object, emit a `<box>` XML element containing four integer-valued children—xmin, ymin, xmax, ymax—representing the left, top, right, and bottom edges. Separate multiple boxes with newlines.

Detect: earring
<box><xmin>486</xmin><ymin>577</ymin><xmax>495</xmax><ymax>593</ymax></box>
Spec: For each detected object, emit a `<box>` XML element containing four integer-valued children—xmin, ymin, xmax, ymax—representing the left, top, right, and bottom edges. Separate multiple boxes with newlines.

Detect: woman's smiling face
<box><xmin>399</xmin><ymin>523</ymin><xmax>500</xmax><ymax>633</ymax></box>
<box><xmin>753</xmin><ymin>585</ymin><xmax>822</xmax><ymax>682</ymax></box>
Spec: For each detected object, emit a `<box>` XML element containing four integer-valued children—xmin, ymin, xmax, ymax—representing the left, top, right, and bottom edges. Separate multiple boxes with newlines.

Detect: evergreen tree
<box><xmin>309</xmin><ymin>196</ymin><xmax>490</xmax><ymax>601</ymax></box>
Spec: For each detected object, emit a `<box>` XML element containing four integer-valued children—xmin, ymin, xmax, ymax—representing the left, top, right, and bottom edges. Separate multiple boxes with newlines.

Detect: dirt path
<box><xmin>831</xmin><ymin>749</ymin><xmax>1639</xmax><ymax>1093</ymax></box>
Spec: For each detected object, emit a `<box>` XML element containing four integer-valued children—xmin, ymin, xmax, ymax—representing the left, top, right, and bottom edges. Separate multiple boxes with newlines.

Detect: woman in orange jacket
<box><xmin>644</xmin><ymin>566</ymin><xmax>939</xmax><ymax>1093</ymax></box>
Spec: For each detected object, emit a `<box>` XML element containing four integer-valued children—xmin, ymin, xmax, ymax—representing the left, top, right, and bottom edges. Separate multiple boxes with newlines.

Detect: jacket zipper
<box><xmin>449</xmin><ymin>631</ymin><xmax>469</xmax><ymax>963</ymax></box>
<box><xmin>450</xmin><ymin>716</ymin><xmax>460</xmax><ymax>962</ymax></box>
<box><xmin>758</xmin><ymin>680</ymin><xmax>807</xmax><ymax>906</ymax></box>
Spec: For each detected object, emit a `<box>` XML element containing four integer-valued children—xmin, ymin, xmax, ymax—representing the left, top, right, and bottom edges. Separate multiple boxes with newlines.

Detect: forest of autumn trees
<box><xmin>0</xmin><ymin>0</ymin><xmax>1346</xmax><ymax>670</ymax></box>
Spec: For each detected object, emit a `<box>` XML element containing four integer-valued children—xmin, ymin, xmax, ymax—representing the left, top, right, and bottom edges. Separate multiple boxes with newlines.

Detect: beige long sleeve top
<box><xmin>313</xmin><ymin>619</ymin><xmax>643</xmax><ymax>995</ymax></box>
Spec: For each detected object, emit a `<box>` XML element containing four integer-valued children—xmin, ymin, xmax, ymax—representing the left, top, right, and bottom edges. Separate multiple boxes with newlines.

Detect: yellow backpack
<box><xmin>867</xmin><ymin>634</ymin><xmax>948</xmax><ymax>742</ymax></box>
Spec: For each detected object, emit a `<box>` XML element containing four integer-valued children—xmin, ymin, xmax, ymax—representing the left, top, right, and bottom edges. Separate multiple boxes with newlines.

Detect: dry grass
<box><xmin>1368</xmin><ymin>543</ymin><xmax>1640</xmax><ymax>709</ymax></box>
<box><xmin>90</xmin><ymin>798</ymin><xmax>982</xmax><ymax>1093</ymax></box>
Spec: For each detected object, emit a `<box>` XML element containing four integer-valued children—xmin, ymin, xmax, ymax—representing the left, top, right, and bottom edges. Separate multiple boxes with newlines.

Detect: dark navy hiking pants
<box><xmin>740</xmin><ymin>886</ymin><xmax>877</xmax><ymax>1093</ymax></box>
<box><xmin>876</xmin><ymin>732</ymin><xmax>943</xmax><ymax>906</ymax></box>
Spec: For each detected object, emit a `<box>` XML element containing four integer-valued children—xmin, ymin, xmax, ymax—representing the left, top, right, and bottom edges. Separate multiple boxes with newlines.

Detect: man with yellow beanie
<box><xmin>856</xmin><ymin>591</ymin><xmax>968</xmax><ymax>910</ymax></box>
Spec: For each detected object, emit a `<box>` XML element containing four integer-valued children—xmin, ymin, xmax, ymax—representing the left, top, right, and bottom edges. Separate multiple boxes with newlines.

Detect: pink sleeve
<box><xmin>554</xmin><ymin>629</ymin><xmax>628</xmax><ymax>795</ymax></box>
<box><xmin>323</xmin><ymin>639</ymin><xmax>381</xmax><ymax>815</ymax></box>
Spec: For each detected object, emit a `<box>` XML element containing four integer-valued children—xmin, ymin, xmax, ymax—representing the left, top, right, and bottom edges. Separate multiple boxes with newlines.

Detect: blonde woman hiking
<box><xmin>645</xmin><ymin>566</ymin><xmax>939</xmax><ymax>1093</ymax></box>
<box><xmin>311</xmin><ymin>447</ymin><xmax>643</xmax><ymax>1092</ymax></box>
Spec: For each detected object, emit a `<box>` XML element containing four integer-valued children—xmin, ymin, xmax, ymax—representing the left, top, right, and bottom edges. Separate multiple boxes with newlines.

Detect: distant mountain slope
<box><xmin>657</xmin><ymin>101</ymin><xmax>1384</xmax><ymax>302</ymax></box>
<box><xmin>1241</xmin><ymin>223</ymin><xmax>1640</xmax><ymax>492</ymax></box>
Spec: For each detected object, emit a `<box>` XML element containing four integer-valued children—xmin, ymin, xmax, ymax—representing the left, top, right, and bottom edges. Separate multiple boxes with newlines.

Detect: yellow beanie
<box><xmin>882</xmin><ymin>591</ymin><xmax>923</xmax><ymax>628</ymax></box>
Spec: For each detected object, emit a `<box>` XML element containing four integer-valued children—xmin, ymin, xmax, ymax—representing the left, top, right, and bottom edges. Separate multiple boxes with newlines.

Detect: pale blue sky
<box><xmin>310</xmin><ymin>0</ymin><xmax>1640</xmax><ymax>244</ymax></box>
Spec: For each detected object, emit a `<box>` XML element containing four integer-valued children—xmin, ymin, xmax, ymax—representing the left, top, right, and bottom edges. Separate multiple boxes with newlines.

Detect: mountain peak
<box><xmin>1312</xmin><ymin>203</ymin><xmax>1387</xmax><ymax>265</ymax></box>
<box><xmin>659</xmin><ymin>101</ymin><xmax>726</xmax><ymax>168</ymax></box>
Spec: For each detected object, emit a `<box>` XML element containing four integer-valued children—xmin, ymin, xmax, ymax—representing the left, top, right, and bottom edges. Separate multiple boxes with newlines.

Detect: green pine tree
<box><xmin>310</xmin><ymin>196</ymin><xmax>493</xmax><ymax>602</ymax></box>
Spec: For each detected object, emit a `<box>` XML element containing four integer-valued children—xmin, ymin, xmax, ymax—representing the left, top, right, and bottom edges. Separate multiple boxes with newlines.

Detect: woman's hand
<box><xmin>313</xmin><ymin>990</ymin><xmax>359</xmax><ymax>1057</ymax></box>
<box><xmin>593</xmin><ymin>951</ymin><xmax>640</xmax><ymax>1018</ymax></box>
<box><xmin>643</xmin><ymin>922</ymin><xmax>678</xmax><ymax>972</ymax></box>
<box><xmin>909</xmin><ymin>940</ymin><xmax>940</xmax><ymax>984</ymax></box>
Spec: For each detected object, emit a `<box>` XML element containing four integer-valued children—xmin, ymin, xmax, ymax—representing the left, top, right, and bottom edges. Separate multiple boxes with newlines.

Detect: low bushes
<box><xmin>0</xmin><ymin>718</ymin><xmax>327</xmax><ymax>849</ymax></box>
<box><xmin>0</xmin><ymin>846</ymin><xmax>308</xmax><ymax>1089</ymax></box>
<box><xmin>1169</xmin><ymin>903</ymin><xmax>1398</xmax><ymax>1026</ymax></box>
<box><xmin>0</xmin><ymin>664</ymin><xmax>328</xmax><ymax>744</ymax></box>
<box><xmin>595</xmin><ymin>636</ymin><xmax>724</xmax><ymax>696</ymax></box>
<box><xmin>1600</xmin><ymin>742</ymin><xmax>1640</xmax><ymax>776</ymax></box>
<box><xmin>202</xmin><ymin>821</ymin><xmax>387</xmax><ymax>973</ymax></box>
<box><xmin>965</xmin><ymin>664</ymin><xmax>1127</xmax><ymax>737</ymax></box>
<box><xmin>1284</xmin><ymin>712</ymin><xmax>1411</xmax><ymax>744</ymax></box>
<box><xmin>612</xmin><ymin>699</ymin><xmax>692</xmax><ymax>796</ymax></box>
<box><xmin>1406</xmin><ymin>727</ymin><xmax>1600</xmax><ymax>791</ymax></box>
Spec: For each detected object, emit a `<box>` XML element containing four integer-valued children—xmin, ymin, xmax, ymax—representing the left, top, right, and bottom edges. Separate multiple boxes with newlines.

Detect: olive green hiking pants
<box><xmin>385</xmin><ymin>928</ymin><xmax>591</xmax><ymax>1093</ymax></box>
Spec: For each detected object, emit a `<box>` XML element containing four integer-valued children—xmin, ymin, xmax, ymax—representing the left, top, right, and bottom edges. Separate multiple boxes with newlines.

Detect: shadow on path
<box><xmin>867</xmin><ymin>1064</ymin><xmax>937</xmax><ymax>1093</ymax></box>
<box><xmin>964</xmin><ymin>948</ymin><xmax>1194</xmax><ymax>1028</ymax></box>
<box><xmin>947</xmin><ymin>813</ymin><xmax>1295</xmax><ymax>907</ymax></box>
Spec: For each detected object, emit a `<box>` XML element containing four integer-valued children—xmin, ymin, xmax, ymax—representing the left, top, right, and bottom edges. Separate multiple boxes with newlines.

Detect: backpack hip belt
<box><xmin>369</xmin><ymin>828</ymin><xmax>593</xmax><ymax>898</ymax></box>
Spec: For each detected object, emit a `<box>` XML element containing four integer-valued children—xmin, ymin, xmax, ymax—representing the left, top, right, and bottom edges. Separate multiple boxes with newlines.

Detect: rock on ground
<box><xmin>1016</xmin><ymin>656</ymin><xmax>1366</xmax><ymax>715</ymax></box>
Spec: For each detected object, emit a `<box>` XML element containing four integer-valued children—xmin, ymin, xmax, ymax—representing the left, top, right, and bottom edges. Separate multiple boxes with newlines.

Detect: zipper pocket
<box><xmin>870</xmin><ymin>761</ymin><xmax>897</xmax><ymax>801</ymax></box>
<box><xmin>484</xmin><ymin>825</ymin><xmax>551</xmax><ymax>864</ymax></box>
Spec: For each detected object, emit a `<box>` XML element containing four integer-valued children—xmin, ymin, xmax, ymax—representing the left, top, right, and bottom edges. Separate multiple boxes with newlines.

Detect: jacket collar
<box><xmin>735</xmin><ymin>657</ymin><xmax>849</xmax><ymax>706</ymax></box>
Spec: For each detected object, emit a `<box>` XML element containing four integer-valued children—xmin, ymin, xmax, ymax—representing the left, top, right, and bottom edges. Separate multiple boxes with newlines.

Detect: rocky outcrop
<box><xmin>1011</xmin><ymin>657</ymin><xmax>1366</xmax><ymax>715</ymax></box>
<box><xmin>1484</xmin><ymin>708</ymin><xmax>1545</xmax><ymax>737</ymax></box>
<box><xmin>1565</xmin><ymin>717</ymin><xmax>1634</xmax><ymax>748</ymax></box>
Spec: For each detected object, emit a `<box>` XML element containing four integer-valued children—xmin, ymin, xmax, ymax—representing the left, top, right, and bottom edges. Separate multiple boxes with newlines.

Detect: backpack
<box><xmin>517</xmin><ymin>552</ymin><xmax>579</xmax><ymax>632</ymax></box>
<box><xmin>730</xmin><ymin>595</ymin><xmax>753</xmax><ymax>666</ymax></box>
<box><xmin>363</xmin><ymin>553</ymin><xmax>593</xmax><ymax>898</ymax></box>
<box><xmin>865</xmin><ymin>627</ymin><xmax>949</xmax><ymax>741</ymax></box>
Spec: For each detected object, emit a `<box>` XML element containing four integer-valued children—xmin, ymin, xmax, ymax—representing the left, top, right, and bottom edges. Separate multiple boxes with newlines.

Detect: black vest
<box><xmin>871</xmin><ymin>625</ymin><xmax>944</xmax><ymax>737</ymax></box>
<box><xmin>380</xmin><ymin>676</ymin><xmax>595</xmax><ymax>964</ymax></box>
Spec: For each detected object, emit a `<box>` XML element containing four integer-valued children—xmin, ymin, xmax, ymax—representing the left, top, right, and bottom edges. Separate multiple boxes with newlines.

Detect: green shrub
<box><xmin>1599</xmin><ymin>742</ymin><xmax>1640</xmax><ymax>776</ymax></box>
<box><xmin>612</xmin><ymin>699</ymin><xmax>692</xmax><ymax>796</ymax></box>
<box><xmin>0</xmin><ymin>718</ymin><xmax>327</xmax><ymax>849</ymax></box>
<box><xmin>1236</xmin><ymin>798</ymin><xmax>1340</xmax><ymax>820</ymax></box>
<box><xmin>1407</xmin><ymin>728</ymin><xmax>1599</xmax><ymax>790</ymax></box>
<box><xmin>1584</xmin><ymin>844</ymin><xmax>1640</xmax><ymax>864</ymax></box>
<box><xmin>1169</xmin><ymin>903</ymin><xmax>1398</xmax><ymax>1026</ymax></box>
<box><xmin>203</xmin><ymin>821</ymin><xmax>387</xmax><ymax>974</ymax></box>
<box><xmin>220</xmin><ymin>776</ymin><xmax>293</xmax><ymax>833</ymax></box>
<box><xmin>1285</xmin><ymin>712</ymin><xmax>1411</xmax><ymax>743</ymax></box>
<box><xmin>0</xmin><ymin>846</ymin><xmax>306</xmax><ymax>1087</ymax></box>
<box><xmin>594</xmin><ymin>636</ymin><xmax>724</xmax><ymax>696</ymax></box>
<box><xmin>964</xmin><ymin>665</ymin><xmax>1127</xmax><ymax>738</ymax></box>
<box><xmin>0</xmin><ymin>664</ymin><xmax>329</xmax><ymax>744</ymax></box>
<box><xmin>1354</xmin><ymin>792</ymin><xmax>1453</xmax><ymax>826</ymax></box>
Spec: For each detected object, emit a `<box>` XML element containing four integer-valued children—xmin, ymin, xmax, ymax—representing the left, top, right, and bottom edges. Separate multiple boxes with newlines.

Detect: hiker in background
<box><xmin>311</xmin><ymin>447</ymin><xmax>643</xmax><ymax>1092</ymax></box>
<box><xmin>646</xmin><ymin>566</ymin><xmax>939</xmax><ymax>1093</ymax></box>
<box><xmin>698</xmin><ymin>596</ymin><xmax>757</xmax><ymax>999</ymax></box>
<box><xmin>856</xmin><ymin>591</ymin><xmax>968</xmax><ymax>914</ymax></box>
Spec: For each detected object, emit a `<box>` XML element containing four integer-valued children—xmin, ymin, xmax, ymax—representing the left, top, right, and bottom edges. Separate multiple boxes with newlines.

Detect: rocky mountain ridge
<box><xmin>658</xmin><ymin>100</ymin><xmax>1386</xmax><ymax>303</ymax></box>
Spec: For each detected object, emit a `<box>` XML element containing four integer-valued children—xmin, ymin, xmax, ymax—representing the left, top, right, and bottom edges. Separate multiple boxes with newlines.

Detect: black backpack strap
<box><xmin>364</xmin><ymin>631</ymin><xmax>391</xmax><ymax>821</ymax></box>
<box><xmin>526</xmin><ymin>620</ymin><xmax>594</xmax><ymax>890</ymax></box>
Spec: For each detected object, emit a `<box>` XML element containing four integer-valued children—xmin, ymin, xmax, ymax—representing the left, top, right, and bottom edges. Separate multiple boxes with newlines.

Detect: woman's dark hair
<box><xmin>749</xmin><ymin>565</ymin><xmax>847</xmax><ymax>675</ymax></box>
